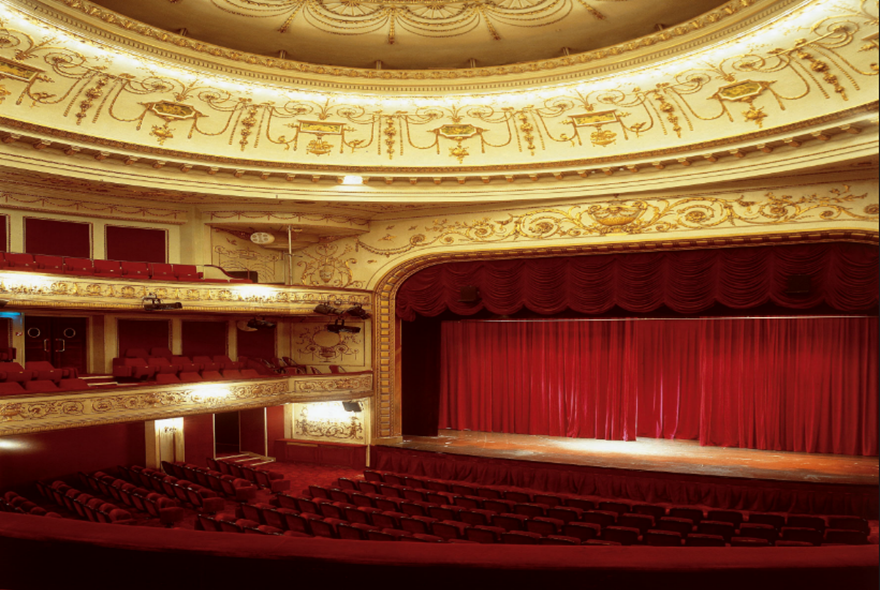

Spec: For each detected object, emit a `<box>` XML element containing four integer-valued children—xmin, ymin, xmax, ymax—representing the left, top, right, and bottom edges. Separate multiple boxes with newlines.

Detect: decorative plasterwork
<box><xmin>293</xmin><ymin>401</ymin><xmax>365</xmax><ymax>442</ymax></box>
<box><xmin>368</xmin><ymin>230</ymin><xmax>879</xmax><ymax>439</ymax></box>
<box><xmin>0</xmin><ymin>372</ymin><xmax>374</xmax><ymax>436</ymax></box>
<box><xmin>0</xmin><ymin>0</ymin><xmax>873</xmax><ymax>173</ymax></box>
<box><xmin>46</xmin><ymin>0</ymin><xmax>764</xmax><ymax>85</ymax></box>
<box><xmin>0</xmin><ymin>270</ymin><xmax>371</xmax><ymax>313</ymax></box>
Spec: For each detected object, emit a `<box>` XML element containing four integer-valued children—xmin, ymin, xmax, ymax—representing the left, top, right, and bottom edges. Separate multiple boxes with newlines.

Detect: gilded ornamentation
<box><xmin>295</xmin><ymin>325</ymin><xmax>363</xmax><ymax>363</ymax></box>
<box><xmin>298</xmin><ymin>242</ymin><xmax>364</xmax><ymax>288</ymax></box>
<box><xmin>212</xmin><ymin>232</ymin><xmax>283</xmax><ymax>284</ymax></box>
<box><xmin>0</xmin><ymin>2</ymin><xmax>871</xmax><ymax>166</ymax></box>
<box><xmin>354</xmin><ymin>185</ymin><xmax>878</xmax><ymax>256</ymax></box>
<box><xmin>294</xmin><ymin>403</ymin><xmax>364</xmax><ymax>442</ymax></box>
<box><xmin>0</xmin><ymin>374</ymin><xmax>374</xmax><ymax>435</ymax></box>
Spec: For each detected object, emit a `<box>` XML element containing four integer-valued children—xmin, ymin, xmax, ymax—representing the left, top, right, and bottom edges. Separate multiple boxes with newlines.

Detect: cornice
<box><xmin>0</xmin><ymin>372</ymin><xmax>374</xmax><ymax>436</ymax></box>
<box><xmin>25</xmin><ymin>0</ymin><xmax>786</xmax><ymax>92</ymax></box>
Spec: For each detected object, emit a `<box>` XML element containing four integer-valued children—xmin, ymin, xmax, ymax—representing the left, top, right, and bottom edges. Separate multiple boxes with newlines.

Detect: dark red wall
<box><xmin>266</xmin><ymin>406</ymin><xmax>285</xmax><ymax>449</ymax></box>
<box><xmin>106</xmin><ymin>225</ymin><xmax>167</xmax><ymax>263</ymax></box>
<box><xmin>237</xmin><ymin>328</ymin><xmax>275</xmax><ymax>360</ymax></box>
<box><xmin>183</xmin><ymin>414</ymin><xmax>214</xmax><ymax>467</ymax></box>
<box><xmin>0</xmin><ymin>214</ymin><xmax>7</xmax><ymax>251</ymax></box>
<box><xmin>117</xmin><ymin>319</ymin><xmax>170</xmax><ymax>357</ymax></box>
<box><xmin>24</xmin><ymin>218</ymin><xmax>91</xmax><ymax>258</ymax></box>
<box><xmin>182</xmin><ymin>321</ymin><xmax>228</xmax><ymax>358</ymax></box>
<box><xmin>0</xmin><ymin>318</ymin><xmax>10</xmax><ymax>349</ymax></box>
<box><xmin>0</xmin><ymin>422</ymin><xmax>146</xmax><ymax>489</ymax></box>
<box><xmin>240</xmin><ymin>408</ymin><xmax>266</xmax><ymax>456</ymax></box>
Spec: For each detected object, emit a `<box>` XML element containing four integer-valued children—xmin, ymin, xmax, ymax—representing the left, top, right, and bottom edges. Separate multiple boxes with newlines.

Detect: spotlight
<box><xmin>314</xmin><ymin>304</ymin><xmax>344</xmax><ymax>315</ymax></box>
<box><xmin>326</xmin><ymin>318</ymin><xmax>361</xmax><ymax>334</ymax></box>
<box><xmin>247</xmin><ymin>317</ymin><xmax>276</xmax><ymax>330</ymax></box>
<box><xmin>143</xmin><ymin>294</ymin><xmax>183</xmax><ymax>311</ymax></box>
<box><xmin>345</xmin><ymin>305</ymin><xmax>371</xmax><ymax>319</ymax></box>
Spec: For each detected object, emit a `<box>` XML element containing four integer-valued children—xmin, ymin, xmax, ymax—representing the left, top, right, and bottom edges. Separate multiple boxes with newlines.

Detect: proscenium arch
<box><xmin>368</xmin><ymin>229</ymin><xmax>879</xmax><ymax>442</ymax></box>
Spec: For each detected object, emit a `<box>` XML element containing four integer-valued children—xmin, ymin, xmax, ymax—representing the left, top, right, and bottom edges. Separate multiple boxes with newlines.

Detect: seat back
<box><xmin>121</xmin><ymin>261</ymin><xmax>150</xmax><ymax>277</ymax></box>
<box><xmin>34</xmin><ymin>255</ymin><xmax>64</xmax><ymax>272</ymax></box>
<box><xmin>94</xmin><ymin>259</ymin><xmax>122</xmax><ymax>275</ymax></box>
<box><xmin>150</xmin><ymin>263</ymin><xmax>176</xmax><ymax>280</ymax></box>
<box><xmin>64</xmin><ymin>258</ymin><xmax>94</xmax><ymax>274</ymax></box>
<box><xmin>5</xmin><ymin>253</ymin><xmax>36</xmax><ymax>269</ymax></box>
<box><xmin>25</xmin><ymin>380</ymin><xmax>60</xmax><ymax>393</ymax></box>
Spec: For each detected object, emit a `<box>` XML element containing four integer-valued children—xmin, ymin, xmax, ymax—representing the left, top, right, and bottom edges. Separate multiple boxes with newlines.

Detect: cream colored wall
<box><xmin>210</xmin><ymin>228</ymin><xmax>284</xmax><ymax>284</ymax></box>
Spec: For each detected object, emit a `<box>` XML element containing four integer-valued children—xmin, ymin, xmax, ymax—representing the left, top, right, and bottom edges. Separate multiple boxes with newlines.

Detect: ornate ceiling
<box><xmin>85</xmin><ymin>0</ymin><xmax>729</xmax><ymax>70</ymax></box>
<box><xmin>0</xmin><ymin>0</ymin><xmax>873</xmax><ymax>201</ymax></box>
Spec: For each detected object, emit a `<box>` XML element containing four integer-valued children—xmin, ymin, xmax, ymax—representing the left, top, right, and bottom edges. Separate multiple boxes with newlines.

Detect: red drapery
<box><xmin>439</xmin><ymin>317</ymin><xmax>878</xmax><ymax>456</ymax></box>
<box><xmin>397</xmin><ymin>243</ymin><xmax>879</xmax><ymax>320</ymax></box>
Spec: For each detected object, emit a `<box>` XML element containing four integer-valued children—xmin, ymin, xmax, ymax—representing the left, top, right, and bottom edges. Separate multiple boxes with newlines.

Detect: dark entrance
<box><xmin>24</xmin><ymin>316</ymin><xmax>88</xmax><ymax>375</ymax></box>
<box><xmin>214</xmin><ymin>410</ymin><xmax>240</xmax><ymax>456</ymax></box>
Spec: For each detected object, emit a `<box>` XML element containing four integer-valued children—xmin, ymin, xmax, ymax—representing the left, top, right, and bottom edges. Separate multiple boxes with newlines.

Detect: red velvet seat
<box><xmin>239</xmin><ymin>369</ymin><xmax>261</xmax><ymax>379</ymax></box>
<box><xmin>542</xmin><ymin>535</ymin><xmax>580</xmax><ymax>545</ymax></box>
<box><xmin>598</xmin><ymin>501</ymin><xmax>631</xmax><ymax>515</ymax></box>
<box><xmin>63</xmin><ymin>257</ymin><xmax>94</xmax><ymax>275</ymax></box>
<box><xmin>684</xmin><ymin>533</ymin><xmax>725</xmax><ymax>547</ymax></box>
<box><xmin>151</xmin><ymin>347</ymin><xmax>174</xmax><ymax>360</ymax></box>
<box><xmin>738</xmin><ymin>523</ymin><xmax>778</xmax><ymax>543</ymax></box>
<box><xmin>780</xmin><ymin>526</ymin><xmax>823</xmax><ymax>545</ymax></box>
<box><xmin>579</xmin><ymin>510</ymin><xmax>616</xmax><ymax>528</ymax></box>
<box><xmin>602</xmin><ymin>525</ymin><xmax>641</xmax><ymax>545</ymax></box>
<box><xmin>786</xmin><ymin>515</ymin><xmax>826</xmax><ymax>532</ymax></box>
<box><xmin>0</xmin><ymin>362</ymin><xmax>35</xmax><ymax>383</ymax></box>
<box><xmin>697</xmin><ymin>520</ymin><xmax>736</xmax><ymax>541</ymax></box>
<box><xmin>112</xmin><ymin>358</ymin><xmax>156</xmax><ymax>380</ymax></box>
<box><xmin>121</xmin><ymin>261</ymin><xmax>150</xmax><ymax>278</ymax></box>
<box><xmin>93</xmin><ymin>259</ymin><xmax>122</xmax><ymax>278</ymax></box>
<box><xmin>213</xmin><ymin>355</ymin><xmax>243</xmax><ymax>370</ymax></box>
<box><xmin>524</xmin><ymin>516</ymin><xmax>563</xmax><ymax>536</ymax></box>
<box><xmin>657</xmin><ymin>516</ymin><xmax>694</xmax><ymax>537</ymax></box>
<box><xmin>459</xmin><ymin>509</ymin><xmax>494</xmax><ymax>527</ymax></box>
<box><xmin>645</xmin><ymin>529</ymin><xmax>682</xmax><ymax>546</ymax></box>
<box><xmin>156</xmin><ymin>373</ymin><xmax>181</xmax><ymax>384</ymax></box>
<box><xmin>730</xmin><ymin>537</ymin><xmax>771</xmax><ymax>547</ymax></box>
<box><xmin>57</xmin><ymin>378</ymin><xmax>90</xmax><ymax>391</ymax></box>
<box><xmin>827</xmin><ymin>515</ymin><xmax>870</xmax><ymax>533</ymax></box>
<box><xmin>565</xmin><ymin>498</ymin><xmax>595</xmax><ymax>511</ymax></box>
<box><xmin>616</xmin><ymin>513</ymin><xmax>655</xmax><ymax>534</ymax></box>
<box><xmin>532</xmin><ymin>494</ymin><xmax>565</xmax><ymax>507</ymax></box>
<box><xmin>24</xmin><ymin>361</ymin><xmax>63</xmax><ymax>382</ymax></box>
<box><xmin>513</xmin><ymin>503</ymin><xmax>546</xmax><ymax>518</ymax></box>
<box><xmin>149</xmin><ymin>263</ymin><xmax>177</xmax><ymax>281</ymax></box>
<box><xmin>824</xmin><ymin>528</ymin><xmax>868</xmax><ymax>544</ymax></box>
<box><xmin>25</xmin><ymin>380</ymin><xmax>60</xmax><ymax>393</ymax></box>
<box><xmin>432</xmin><ymin>520</ymin><xmax>468</xmax><ymax>540</ymax></box>
<box><xmin>171</xmin><ymin>356</ymin><xmax>199</xmax><ymax>373</ymax></box>
<box><xmin>707</xmin><ymin>509</ymin><xmax>745</xmax><ymax>528</ymax></box>
<box><xmin>173</xmin><ymin>264</ymin><xmax>203</xmax><ymax>281</ymax></box>
<box><xmin>147</xmin><ymin>357</ymin><xmax>177</xmax><ymax>374</ymax></box>
<box><xmin>501</xmin><ymin>531</ymin><xmax>543</xmax><ymax>544</ymax></box>
<box><xmin>4</xmin><ymin>253</ymin><xmax>37</xmax><ymax>270</ymax></box>
<box><xmin>177</xmin><ymin>372</ymin><xmax>203</xmax><ymax>383</ymax></box>
<box><xmin>561</xmin><ymin>522</ymin><xmax>600</xmax><ymax>542</ymax></box>
<box><xmin>220</xmin><ymin>369</ymin><xmax>242</xmax><ymax>380</ymax></box>
<box><xmin>631</xmin><ymin>504</ymin><xmax>667</xmax><ymax>520</ymax></box>
<box><xmin>34</xmin><ymin>255</ymin><xmax>64</xmax><ymax>273</ymax></box>
<box><xmin>465</xmin><ymin>525</ymin><xmax>505</xmax><ymax>543</ymax></box>
<box><xmin>491</xmin><ymin>513</ymin><xmax>528</xmax><ymax>531</ymax></box>
<box><xmin>668</xmin><ymin>507</ymin><xmax>704</xmax><ymax>524</ymax></box>
<box><xmin>483</xmin><ymin>499</ymin><xmax>517</xmax><ymax>514</ymax></box>
<box><xmin>503</xmin><ymin>490</ymin><xmax>531</xmax><ymax>503</ymax></box>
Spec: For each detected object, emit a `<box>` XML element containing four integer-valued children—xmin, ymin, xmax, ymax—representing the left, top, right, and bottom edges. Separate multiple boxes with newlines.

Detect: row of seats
<box><xmin>0</xmin><ymin>378</ymin><xmax>90</xmax><ymax>395</ymax></box>
<box><xmin>201</xmin><ymin>458</ymin><xmax>291</xmax><ymax>493</ymax></box>
<box><xmin>196</xmin><ymin>512</ymin><xmax>310</xmax><ymax>537</ymax></box>
<box><xmin>1</xmin><ymin>491</ymin><xmax>62</xmax><ymax>518</ymax></box>
<box><xmin>76</xmin><ymin>471</ymin><xmax>185</xmax><ymax>527</ymax></box>
<box><xmin>121</xmin><ymin>464</ymin><xmax>258</xmax><ymax>504</ymax></box>
<box><xmin>282</xmin><ymin>471</ymin><xmax>870</xmax><ymax>546</ymax></box>
<box><xmin>39</xmin><ymin>480</ymin><xmax>134</xmax><ymax>525</ymax></box>
<box><xmin>0</xmin><ymin>361</ymin><xmax>78</xmax><ymax>383</ymax></box>
<box><xmin>0</xmin><ymin>253</ymin><xmax>250</xmax><ymax>283</ymax></box>
<box><xmin>112</xmin><ymin>356</ymin><xmax>263</xmax><ymax>382</ymax></box>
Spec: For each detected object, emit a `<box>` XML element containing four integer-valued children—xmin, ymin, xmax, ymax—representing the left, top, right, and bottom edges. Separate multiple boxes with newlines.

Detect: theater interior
<box><xmin>0</xmin><ymin>0</ymin><xmax>877</xmax><ymax>586</ymax></box>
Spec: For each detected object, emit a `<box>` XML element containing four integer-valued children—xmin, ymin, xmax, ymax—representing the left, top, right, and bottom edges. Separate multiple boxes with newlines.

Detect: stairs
<box><xmin>217</xmin><ymin>451</ymin><xmax>276</xmax><ymax>468</ymax></box>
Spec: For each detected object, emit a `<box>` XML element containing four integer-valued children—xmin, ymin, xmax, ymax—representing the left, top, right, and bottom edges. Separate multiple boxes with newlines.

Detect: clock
<box><xmin>250</xmin><ymin>231</ymin><xmax>275</xmax><ymax>245</ymax></box>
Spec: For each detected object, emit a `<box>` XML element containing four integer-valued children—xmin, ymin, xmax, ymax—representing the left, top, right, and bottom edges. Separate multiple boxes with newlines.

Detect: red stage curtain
<box><xmin>397</xmin><ymin>243</ymin><xmax>879</xmax><ymax>320</ymax></box>
<box><xmin>440</xmin><ymin>317</ymin><xmax>878</xmax><ymax>455</ymax></box>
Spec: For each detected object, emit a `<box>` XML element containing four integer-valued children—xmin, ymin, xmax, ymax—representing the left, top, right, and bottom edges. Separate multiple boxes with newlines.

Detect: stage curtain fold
<box><xmin>397</xmin><ymin>243</ymin><xmax>879</xmax><ymax>321</ymax></box>
<box><xmin>440</xmin><ymin>317</ymin><xmax>878</xmax><ymax>456</ymax></box>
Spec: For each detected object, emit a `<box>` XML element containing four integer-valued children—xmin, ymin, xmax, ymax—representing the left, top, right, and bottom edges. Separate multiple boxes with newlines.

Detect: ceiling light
<box><xmin>342</xmin><ymin>175</ymin><xmax>363</xmax><ymax>185</ymax></box>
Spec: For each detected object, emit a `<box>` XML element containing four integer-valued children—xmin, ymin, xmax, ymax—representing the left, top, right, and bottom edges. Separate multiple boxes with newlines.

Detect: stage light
<box><xmin>345</xmin><ymin>305</ymin><xmax>370</xmax><ymax>319</ymax></box>
<box><xmin>342</xmin><ymin>401</ymin><xmax>362</xmax><ymax>413</ymax></box>
<box><xmin>143</xmin><ymin>294</ymin><xmax>183</xmax><ymax>311</ymax></box>
<box><xmin>246</xmin><ymin>317</ymin><xmax>276</xmax><ymax>330</ymax></box>
<box><xmin>314</xmin><ymin>304</ymin><xmax>344</xmax><ymax>315</ymax></box>
<box><xmin>326</xmin><ymin>318</ymin><xmax>360</xmax><ymax>334</ymax></box>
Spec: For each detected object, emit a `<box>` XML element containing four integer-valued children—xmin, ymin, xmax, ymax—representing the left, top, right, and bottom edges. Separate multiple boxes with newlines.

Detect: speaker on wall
<box><xmin>458</xmin><ymin>285</ymin><xmax>480</xmax><ymax>303</ymax></box>
<box><xmin>785</xmin><ymin>274</ymin><xmax>812</xmax><ymax>296</ymax></box>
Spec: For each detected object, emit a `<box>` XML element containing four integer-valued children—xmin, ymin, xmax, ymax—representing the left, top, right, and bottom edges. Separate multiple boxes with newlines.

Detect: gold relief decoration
<box><xmin>354</xmin><ymin>185</ymin><xmax>879</xmax><ymax>255</ymax></box>
<box><xmin>212</xmin><ymin>232</ymin><xmax>283</xmax><ymax>284</ymax></box>
<box><xmin>0</xmin><ymin>1</ymin><xmax>873</xmax><ymax>167</ymax></box>
<box><xmin>0</xmin><ymin>270</ymin><xmax>370</xmax><ymax>312</ymax></box>
<box><xmin>298</xmin><ymin>242</ymin><xmax>364</xmax><ymax>288</ymax></box>
<box><xmin>0</xmin><ymin>374</ymin><xmax>374</xmax><ymax>435</ymax></box>
<box><xmin>294</xmin><ymin>403</ymin><xmax>364</xmax><ymax>442</ymax></box>
<box><xmin>295</xmin><ymin>324</ymin><xmax>363</xmax><ymax>364</ymax></box>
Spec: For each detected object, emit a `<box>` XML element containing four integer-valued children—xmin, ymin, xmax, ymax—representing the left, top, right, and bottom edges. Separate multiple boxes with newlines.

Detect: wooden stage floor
<box><xmin>390</xmin><ymin>431</ymin><xmax>879</xmax><ymax>486</ymax></box>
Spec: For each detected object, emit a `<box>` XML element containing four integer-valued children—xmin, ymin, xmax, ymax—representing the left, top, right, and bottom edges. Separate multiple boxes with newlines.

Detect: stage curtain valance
<box><xmin>396</xmin><ymin>243</ymin><xmax>879</xmax><ymax>321</ymax></box>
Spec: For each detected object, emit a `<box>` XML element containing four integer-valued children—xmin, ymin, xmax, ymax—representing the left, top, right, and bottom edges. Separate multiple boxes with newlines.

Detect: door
<box><xmin>215</xmin><ymin>411</ymin><xmax>240</xmax><ymax>456</ymax></box>
<box><xmin>24</xmin><ymin>316</ymin><xmax>88</xmax><ymax>374</ymax></box>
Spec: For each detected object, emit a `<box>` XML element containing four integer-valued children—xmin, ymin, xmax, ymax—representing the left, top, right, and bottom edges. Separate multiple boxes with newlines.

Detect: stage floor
<box><xmin>391</xmin><ymin>431</ymin><xmax>879</xmax><ymax>486</ymax></box>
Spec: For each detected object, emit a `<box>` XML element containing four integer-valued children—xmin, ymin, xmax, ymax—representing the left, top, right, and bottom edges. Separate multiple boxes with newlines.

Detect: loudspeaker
<box><xmin>458</xmin><ymin>285</ymin><xmax>480</xmax><ymax>303</ymax></box>
<box><xmin>785</xmin><ymin>274</ymin><xmax>811</xmax><ymax>296</ymax></box>
<box><xmin>342</xmin><ymin>401</ymin><xmax>362</xmax><ymax>413</ymax></box>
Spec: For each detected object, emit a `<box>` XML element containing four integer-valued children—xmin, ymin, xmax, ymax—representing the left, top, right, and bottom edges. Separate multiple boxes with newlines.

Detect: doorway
<box><xmin>24</xmin><ymin>316</ymin><xmax>88</xmax><ymax>374</ymax></box>
<box><xmin>215</xmin><ymin>411</ymin><xmax>240</xmax><ymax>456</ymax></box>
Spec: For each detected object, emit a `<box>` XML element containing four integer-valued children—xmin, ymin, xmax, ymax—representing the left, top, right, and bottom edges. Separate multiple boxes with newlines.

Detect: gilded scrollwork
<box><xmin>0</xmin><ymin>0</ymin><xmax>872</xmax><ymax>168</ymax></box>
<box><xmin>293</xmin><ymin>403</ymin><xmax>364</xmax><ymax>442</ymax></box>
<box><xmin>295</xmin><ymin>324</ymin><xmax>363</xmax><ymax>364</ymax></box>
<box><xmin>354</xmin><ymin>185</ymin><xmax>879</xmax><ymax>256</ymax></box>
<box><xmin>298</xmin><ymin>242</ymin><xmax>364</xmax><ymax>288</ymax></box>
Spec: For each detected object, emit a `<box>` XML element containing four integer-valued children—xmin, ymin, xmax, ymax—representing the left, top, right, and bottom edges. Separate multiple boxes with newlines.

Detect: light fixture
<box><xmin>246</xmin><ymin>317</ymin><xmax>276</xmax><ymax>330</ymax></box>
<box><xmin>143</xmin><ymin>294</ymin><xmax>183</xmax><ymax>311</ymax></box>
<box><xmin>345</xmin><ymin>305</ymin><xmax>371</xmax><ymax>319</ymax></box>
<box><xmin>341</xmin><ymin>175</ymin><xmax>363</xmax><ymax>185</ymax></box>
<box><xmin>326</xmin><ymin>318</ymin><xmax>360</xmax><ymax>334</ymax></box>
<box><xmin>342</xmin><ymin>401</ymin><xmax>362</xmax><ymax>413</ymax></box>
<box><xmin>314</xmin><ymin>304</ymin><xmax>344</xmax><ymax>315</ymax></box>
